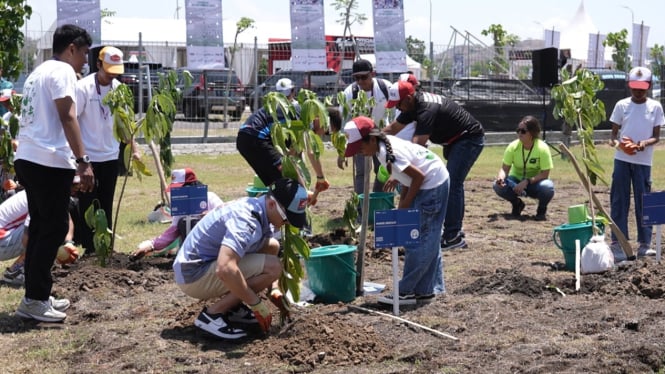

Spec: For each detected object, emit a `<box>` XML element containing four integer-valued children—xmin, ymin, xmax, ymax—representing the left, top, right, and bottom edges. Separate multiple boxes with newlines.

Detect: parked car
<box><xmin>177</xmin><ymin>68</ymin><xmax>245</xmax><ymax>120</ymax></box>
<box><xmin>118</xmin><ymin>62</ymin><xmax>164</xmax><ymax>112</ymax></box>
<box><xmin>249</xmin><ymin>69</ymin><xmax>347</xmax><ymax>109</ymax></box>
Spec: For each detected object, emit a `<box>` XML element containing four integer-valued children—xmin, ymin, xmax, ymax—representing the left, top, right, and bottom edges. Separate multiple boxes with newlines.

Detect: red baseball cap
<box><xmin>399</xmin><ymin>73</ymin><xmax>419</xmax><ymax>87</ymax></box>
<box><xmin>627</xmin><ymin>67</ymin><xmax>652</xmax><ymax>90</ymax></box>
<box><xmin>167</xmin><ymin>168</ymin><xmax>198</xmax><ymax>191</ymax></box>
<box><xmin>385</xmin><ymin>81</ymin><xmax>415</xmax><ymax>108</ymax></box>
<box><xmin>343</xmin><ymin>116</ymin><xmax>375</xmax><ymax>157</ymax></box>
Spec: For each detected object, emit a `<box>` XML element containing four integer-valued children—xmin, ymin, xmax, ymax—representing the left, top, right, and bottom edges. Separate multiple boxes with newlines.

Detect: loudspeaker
<box><xmin>532</xmin><ymin>47</ymin><xmax>558</xmax><ymax>87</ymax></box>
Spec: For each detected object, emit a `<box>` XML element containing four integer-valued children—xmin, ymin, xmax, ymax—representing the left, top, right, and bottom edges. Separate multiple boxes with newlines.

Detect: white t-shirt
<box><xmin>394</xmin><ymin>108</ymin><xmax>416</xmax><ymax>142</ymax></box>
<box><xmin>0</xmin><ymin>190</ymin><xmax>28</xmax><ymax>240</ymax></box>
<box><xmin>341</xmin><ymin>78</ymin><xmax>392</xmax><ymax>126</ymax></box>
<box><xmin>16</xmin><ymin>60</ymin><xmax>78</xmax><ymax>169</ymax></box>
<box><xmin>610</xmin><ymin>97</ymin><xmax>665</xmax><ymax>166</ymax></box>
<box><xmin>377</xmin><ymin>135</ymin><xmax>449</xmax><ymax>190</ymax></box>
<box><xmin>76</xmin><ymin>73</ymin><xmax>121</xmax><ymax>162</ymax></box>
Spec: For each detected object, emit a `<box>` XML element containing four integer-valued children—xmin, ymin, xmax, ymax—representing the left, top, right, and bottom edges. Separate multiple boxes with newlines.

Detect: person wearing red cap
<box><xmin>385</xmin><ymin>80</ymin><xmax>485</xmax><ymax>251</ymax></box>
<box><xmin>344</xmin><ymin>116</ymin><xmax>450</xmax><ymax>305</ymax></box>
<box><xmin>13</xmin><ymin>24</ymin><xmax>94</xmax><ymax>322</ymax></box>
<box><xmin>73</xmin><ymin>45</ymin><xmax>140</xmax><ymax>255</ymax></box>
<box><xmin>131</xmin><ymin>168</ymin><xmax>224</xmax><ymax>259</ymax></box>
<box><xmin>607</xmin><ymin>66</ymin><xmax>664</xmax><ymax>262</ymax></box>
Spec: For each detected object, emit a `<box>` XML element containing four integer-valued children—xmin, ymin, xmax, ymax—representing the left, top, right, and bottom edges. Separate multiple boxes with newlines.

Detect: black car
<box><xmin>118</xmin><ymin>62</ymin><xmax>164</xmax><ymax>113</ymax></box>
<box><xmin>177</xmin><ymin>68</ymin><xmax>245</xmax><ymax>120</ymax></box>
<box><xmin>249</xmin><ymin>69</ymin><xmax>347</xmax><ymax>109</ymax></box>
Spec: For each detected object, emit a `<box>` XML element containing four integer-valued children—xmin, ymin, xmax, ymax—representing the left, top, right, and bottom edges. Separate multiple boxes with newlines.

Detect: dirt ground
<box><xmin>3</xmin><ymin>178</ymin><xmax>665</xmax><ymax>373</ymax></box>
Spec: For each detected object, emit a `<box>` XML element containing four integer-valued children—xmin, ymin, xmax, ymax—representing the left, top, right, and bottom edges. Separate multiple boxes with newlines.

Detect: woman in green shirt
<box><xmin>493</xmin><ymin>115</ymin><xmax>555</xmax><ymax>220</ymax></box>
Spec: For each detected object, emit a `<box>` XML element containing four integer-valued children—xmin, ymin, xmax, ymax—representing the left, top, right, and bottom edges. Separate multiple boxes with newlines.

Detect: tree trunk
<box><xmin>559</xmin><ymin>144</ymin><xmax>635</xmax><ymax>258</ymax></box>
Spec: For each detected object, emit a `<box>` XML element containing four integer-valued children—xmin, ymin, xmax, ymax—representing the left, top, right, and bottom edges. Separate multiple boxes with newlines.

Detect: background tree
<box><xmin>224</xmin><ymin>17</ymin><xmax>254</xmax><ymax>126</ymax></box>
<box><xmin>332</xmin><ymin>0</ymin><xmax>367</xmax><ymax>91</ymax></box>
<box><xmin>604</xmin><ymin>29</ymin><xmax>630</xmax><ymax>72</ymax></box>
<box><xmin>649</xmin><ymin>43</ymin><xmax>664</xmax><ymax>81</ymax></box>
<box><xmin>480</xmin><ymin>24</ymin><xmax>519</xmax><ymax>75</ymax></box>
<box><xmin>0</xmin><ymin>0</ymin><xmax>31</xmax><ymax>79</ymax></box>
<box><xmin>406</xmin><ymin>36</ymin><xmax>426</xmax><ymax>63</ymax></box>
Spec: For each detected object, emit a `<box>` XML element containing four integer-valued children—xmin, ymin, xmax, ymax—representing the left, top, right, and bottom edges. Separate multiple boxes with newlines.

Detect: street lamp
<box><xmin>428</xmin><ymin>0</ymin><xmax>433</xmax><ymax>92</ymax></box>
<box><xmin>620</xmin><ymin>5</ymin><xmax>635</xmax><ymax>26</ymax></box>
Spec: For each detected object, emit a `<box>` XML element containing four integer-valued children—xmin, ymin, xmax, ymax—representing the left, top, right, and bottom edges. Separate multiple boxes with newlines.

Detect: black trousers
<box><xmin>15</xmin><ymin>159</ymin><xmax>74</xmax><ymax>301</ymax></box>
<box><xmin>236</xmin><ymin>132</ymin><xmax>283</xmax><ymax>187</ymax></box>
<box><xmin>74</xmin><ymin>160</ymin><xmax>118</xmax><ymax>253</ymax></box>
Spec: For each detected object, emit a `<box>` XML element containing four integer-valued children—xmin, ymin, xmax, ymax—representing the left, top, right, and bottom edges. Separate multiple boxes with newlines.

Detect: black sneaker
<box><xmin>225</xmin><ymin>304</ymin><xmax>258</xmax><ymax>324</ymax></box>
<box><xmin>511</xmin><ymin>198</ymin><xmax>525</xmax><ymax>217</ymax></box>
<box><xmin>415</xmin><ymin>294</ymin><xmax>435</xmax><ymax>304</ymax></box>
<box><xmin>441</xmin><ymin>234</ymin><xmax>468</xmax><ymax>251</ymax></box>
<box><xmin>194</xmin><ymin>308</ymin><xmax>247</xmax><ymax>340</ymax></box>
<box><xmin>2</xmin><ymin>264</ymin><xmax>24</xmax><ymax>286</ymax></box>
<box><xmin>377</xmin><ymin>293</ymin><xmax>417</xmax><ymax>306</ymax></box>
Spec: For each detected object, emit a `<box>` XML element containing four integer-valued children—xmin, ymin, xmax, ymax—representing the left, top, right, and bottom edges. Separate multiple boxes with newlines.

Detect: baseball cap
<box><xmin>167</xmin><ymin>168</ymin><xmax>198</xmax><ymax>191</ymax></box>
<box><xmin>399</xmin><ymin>73</ymin><xmax>419</xmax><ymax>87</ymax></box>
<box><xmin>628</xmin><ymin>67</ymin><xmax>652</xmax><ymax>90</ymax></box>
<box><xmin>343</xmin><ymin>116</ymin><xmax>375</xmax><ymax>157</ymax></box>
<box><xmin>0</xmin><ymin>89</ymin><xmax>15</xmax><ymax>102</ymax></box>
<box><xmin>352</xmin><ymin>59</ymin><xmax>373</xmax><ymax>76</ymax></box>
<box><xmin>275</xmin><ymin>78</ymin><xmax>294</xmax><ymax>94</ymax></box>
<box><xmin>98</xmin><ymin>46</ymin><xmax>125</xmax><ymax>75</ymax></box>
<box><xmin>270</xmin><ymin>178</ymin><xmax>308</xmax><ymax>229</ymax></box>
<box><xmin>385</xmin><ymin>80</ymin><xmax>415</xmax><ymax>108</ymax></box>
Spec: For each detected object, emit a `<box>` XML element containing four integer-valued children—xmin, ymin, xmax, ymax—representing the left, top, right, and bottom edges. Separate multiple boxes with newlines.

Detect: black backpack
<box><xmin>351</xmin><ymin>78</ymin><xmax>389</xmax><ymax>101</ymax></box>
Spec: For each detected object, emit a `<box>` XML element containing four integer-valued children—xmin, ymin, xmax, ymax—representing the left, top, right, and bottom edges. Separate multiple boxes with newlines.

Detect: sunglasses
<box><xmin>354</xmin><ymin>74</ymin><xmax>371</xmax><ymax>81</ymax></box>
<box><xmin>516</xmin><ymin>128</ymin><xmax>528</xmax><ymax>134</ymax></box>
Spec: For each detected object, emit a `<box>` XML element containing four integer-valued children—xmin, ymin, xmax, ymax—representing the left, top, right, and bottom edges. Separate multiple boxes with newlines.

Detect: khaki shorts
<box><xmin>178</xmin><ymin>253</ymin><xmax>266</xmax><ymax>300</ymax></box>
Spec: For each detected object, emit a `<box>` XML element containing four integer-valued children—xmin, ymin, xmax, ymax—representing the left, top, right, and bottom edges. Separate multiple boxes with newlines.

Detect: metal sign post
<box><xmin>374</xmin><ymin>209</ymin><xmax>420</xmax><ymax>316</ymax></box>
<box><xmin>642</xmin><ymin>191</ymin><xmax>665</xmax><ymax>262</ymax></box>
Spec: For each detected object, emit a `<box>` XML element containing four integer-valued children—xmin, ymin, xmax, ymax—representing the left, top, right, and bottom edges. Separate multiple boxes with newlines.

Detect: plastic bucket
<box><xmin>253</xmin><ymin>175</ymin><xmax>266</xmax><ymax>188</ymax></box>
<box><xmin>304</xmin><ymin>245</ymin><xmax>357</xmax><ymax>303</ymax></box>
<box><xmin>358</xmin><ymin>192</ymin><xmax>395</xmax><ymax>224</ymax></box>
<box><xmin>567</xmin><ymin>204</ymin><xmax>589</xmax><ymax>224</ymax></box>
<box><xmin>246</xmin><ymin>186</ymin><xmax>269</xmax><ymax>197</ymax></box>
<box><xmin>552</xmin><ymin>221</ymin><xmax>604</xmax><ymax>271</ymax></box>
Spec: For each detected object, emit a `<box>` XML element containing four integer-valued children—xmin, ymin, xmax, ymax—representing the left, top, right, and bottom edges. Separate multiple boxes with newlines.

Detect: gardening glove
<box><xmin>56</xmin><ymin>241</ymin><xmax>80</xmax><ymax>265</ymax></box>
<box><xmin>131</xmin><ymin>240</ymin><xmax>154</xmax><ymax>260</ymax></box>
<box><xmin>250</xmin><ymin>300</ymin><xmax>272</xmax><ymax>333</ymax></box>
<box><xmin>315</xmin><ymin>177</ymin><xmax>330</xmax><ymax>193</ymax></box>
<box><xmin>269</xmin><ymin>288</ymin><xmax>292</xmax><ymax>323</ymax></box>
<box><xmin>618</xmin><ymin>136</ymin><xmax>638</xmax><ymax>155</ymax></box>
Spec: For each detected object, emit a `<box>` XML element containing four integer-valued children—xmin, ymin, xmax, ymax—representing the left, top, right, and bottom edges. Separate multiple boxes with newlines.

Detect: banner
<box><xmin>185</xmin><ymin>0</ymin><xmax>224</xmax><ymax>69</ymax></box>
<box><xmin>587</xmin><ymin>33</ymin><xmax>606</xmax><ymax>69</ymax></box>
<box><xmin>372</xmin><ymin>0</ymin><xmax>407</xmax><ymax>73</ymax></box>
<box><xmin>289</xmin><ymin>0</ymin><xmax>326</xmax><ymax>71</ymax></box>
<box><xmin>631</xmin><ymin>23</ymin><xmax>650</xmax><ymax>67</ymax></box>
<box><xmin>57</xmin><ymin>0</ymin><xmax>101</xmax><ymax>45</ymax></box>
<box><xmin>543</xmin><ymin>29</ymin><xmax>560</xmax><ymax>49</ymax></box>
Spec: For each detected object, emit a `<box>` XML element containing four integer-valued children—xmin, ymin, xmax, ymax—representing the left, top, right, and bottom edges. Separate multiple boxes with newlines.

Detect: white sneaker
<box><xmin>637</xmin><ymin>244</ymin><xmax>656</xmax><ymax>257</ymax></box>
<box><xmin>16</xmin><ymin>297</ymin><xmax>66</xmax><ymax>322</ymax></box>
<box><xmin>49</xmin><ymin>296</ymin><xmax>71</xmax><ymax>312</ymax></box>
<box><xmin>377</xmin><ymin>293</ymin><xmax>417</xmax><ymax>306</ymax></box>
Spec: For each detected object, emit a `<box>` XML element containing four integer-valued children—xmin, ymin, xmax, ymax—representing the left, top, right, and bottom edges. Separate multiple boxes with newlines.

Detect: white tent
<box><xmin>559</xmin><ymin>0</ymin><xmax>612</xmax><ymax>65</ymax></box>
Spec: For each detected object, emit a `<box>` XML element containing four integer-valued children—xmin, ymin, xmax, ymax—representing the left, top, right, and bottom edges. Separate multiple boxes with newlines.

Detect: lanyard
<box><xmin>521</xmin><ymin>142</ymin><xmax>534</xmax><ymax>180</ymax></box>
<box><xmin>94</xmin><ymin>74</ymin><xmax>109</xmax><ymax>120</ymax></box>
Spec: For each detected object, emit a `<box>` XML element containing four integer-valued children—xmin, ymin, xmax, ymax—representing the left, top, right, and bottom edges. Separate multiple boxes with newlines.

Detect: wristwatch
<box><xmin>75</xmin><ymin>155</ymin><xmax>90</xmax><ymax>164</ymax></box>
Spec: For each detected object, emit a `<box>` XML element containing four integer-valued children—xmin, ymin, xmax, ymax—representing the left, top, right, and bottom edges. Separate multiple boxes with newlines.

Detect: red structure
<box><xmin>268</xmin><ymin>35</ymin><xmax>375</xmax><ymax>73</ymax></box>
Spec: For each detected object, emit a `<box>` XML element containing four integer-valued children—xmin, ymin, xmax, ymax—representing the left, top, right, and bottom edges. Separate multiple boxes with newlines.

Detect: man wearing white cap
<box><xmin>74</xmin><ymin>46</ymin><xmax>138</xmax><ymax>253</ymax></box>
<box><xmin>608</xmin><ymin>66</ymin><xmax>664</xmax><ymax>262</ymax></box>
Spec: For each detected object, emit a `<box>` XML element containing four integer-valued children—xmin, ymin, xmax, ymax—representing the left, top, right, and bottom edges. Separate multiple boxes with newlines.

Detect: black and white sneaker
<box><xmin>416</xmin><ymin>294</ymin><xmax>435</xmax><ymax>304</ymax></box>
<box><xmin>225</xmin><ymin>303</ymin><xmax>258</xmax><ymax>325</ymax></box>
<box><xmin>441</xmin><ymin>233</ymin><xmax>468</xmax><ymax>251</ymax></box>
<box><xmin>377</xmin><ymin>293</ymin><xmax>417</xmax><ymax>306</ymax></box>
<box><xmin>194</xmin><ymin>308</ymin><xmax>247</xmax><ymax>340</ymax></box>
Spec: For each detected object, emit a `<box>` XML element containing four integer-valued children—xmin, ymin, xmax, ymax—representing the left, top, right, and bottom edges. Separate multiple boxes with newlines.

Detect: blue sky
<box><xmin>25</xmin><ymin>0</ymin><xmax>665</xmax><ymax>49</ymax></box>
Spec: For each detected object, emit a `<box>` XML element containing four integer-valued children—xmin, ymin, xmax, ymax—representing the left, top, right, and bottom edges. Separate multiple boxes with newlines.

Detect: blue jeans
<box><xmin>399</xmin><ymin>181</ymin><xmax>449</xmax><ymax>295</ymax></box>
<box><xmin>610</xmin><ymin>159</ymin><xmax>652</xmax><ymax>245</ymax></box>
<box><xmin>493</xmin><ymin>176</ymin><xmax>555</xmax><ymax>209</ymax></box>
<box><xmin>442</xmin><ymin>134</ymin><xmax>484</xmax><ymax>241</ymax></box>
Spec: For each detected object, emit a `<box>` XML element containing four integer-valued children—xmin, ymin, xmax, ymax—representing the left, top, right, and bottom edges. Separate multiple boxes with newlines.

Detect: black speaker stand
<box><xmin>540</xmin><ymin>87</ymin><xmax>561</xmax><ymax>156</ymax></box>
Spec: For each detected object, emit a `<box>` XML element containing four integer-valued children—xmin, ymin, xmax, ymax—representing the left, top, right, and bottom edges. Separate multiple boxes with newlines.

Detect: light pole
<box><xmin>621</xmin><ymin>5</ymin><xmax>635</xmax><ymax>26</ymax></box>
<box><xmin>428</xmin><ymin>0</ymin><xmax>433</xmax><ymax>93</ymax></box>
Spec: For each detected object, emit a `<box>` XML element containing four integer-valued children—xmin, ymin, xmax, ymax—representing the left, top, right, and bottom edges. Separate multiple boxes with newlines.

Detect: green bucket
<box><xmin>552</xmin><ymin>221</ymin><xmax>604</xmax><ymax>271</ymax></box>
<box><xmin>246</xmin><ymin>186</ymin><xmax>269</xmax><ymax>197</ymax></box>
<box><xmin>358</xmin><ymin>192</ymin><xmax>395</xmax><ymax>224</ymax></box>
<box><xmin>304</xmin><ymin>245</ymin><xmax>357</xmax><ymax>303</ymax></box>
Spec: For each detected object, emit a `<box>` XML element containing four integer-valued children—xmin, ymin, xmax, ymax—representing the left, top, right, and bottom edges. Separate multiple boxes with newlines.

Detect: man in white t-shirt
<box><xmin>14</xmin><ymin>24</ymin><xmax>94</xmax><ymax>323</ymax></box>
<box><xmin>608</xmin><ymin>67</ymin><xmax>664</xmax><ymax>262</ymax></box>
<box><xmin>74</xmin><ymin>46</ymin><xmax>138</xmax><ymax>253</ymax></box>
<box><xmin>339</xmin><ymin>59</ymin><xmax>392</xmax><ymax>200</ymax></box>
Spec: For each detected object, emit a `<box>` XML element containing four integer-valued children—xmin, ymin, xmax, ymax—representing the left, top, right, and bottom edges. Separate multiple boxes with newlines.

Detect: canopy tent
<box><xmin>559</xmin><ymin>1</ymin><xmax>612</xmax><ymax>65</ymax></box>
<box><xmin>359</xmin><ymin>54</ymin><xmax>422</xmax><ymax>80</ymax></box>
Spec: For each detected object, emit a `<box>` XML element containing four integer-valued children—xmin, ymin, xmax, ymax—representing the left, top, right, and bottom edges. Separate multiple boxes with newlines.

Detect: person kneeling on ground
<box><xmin>173</xmin><ymin>177</ymin><xmax>307</xmax><ymax>340</ymax></box>
<box><xmin>493</xmin><ymin>115</ymin><xmax>555</xmax><ymax>220</ymax></box>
